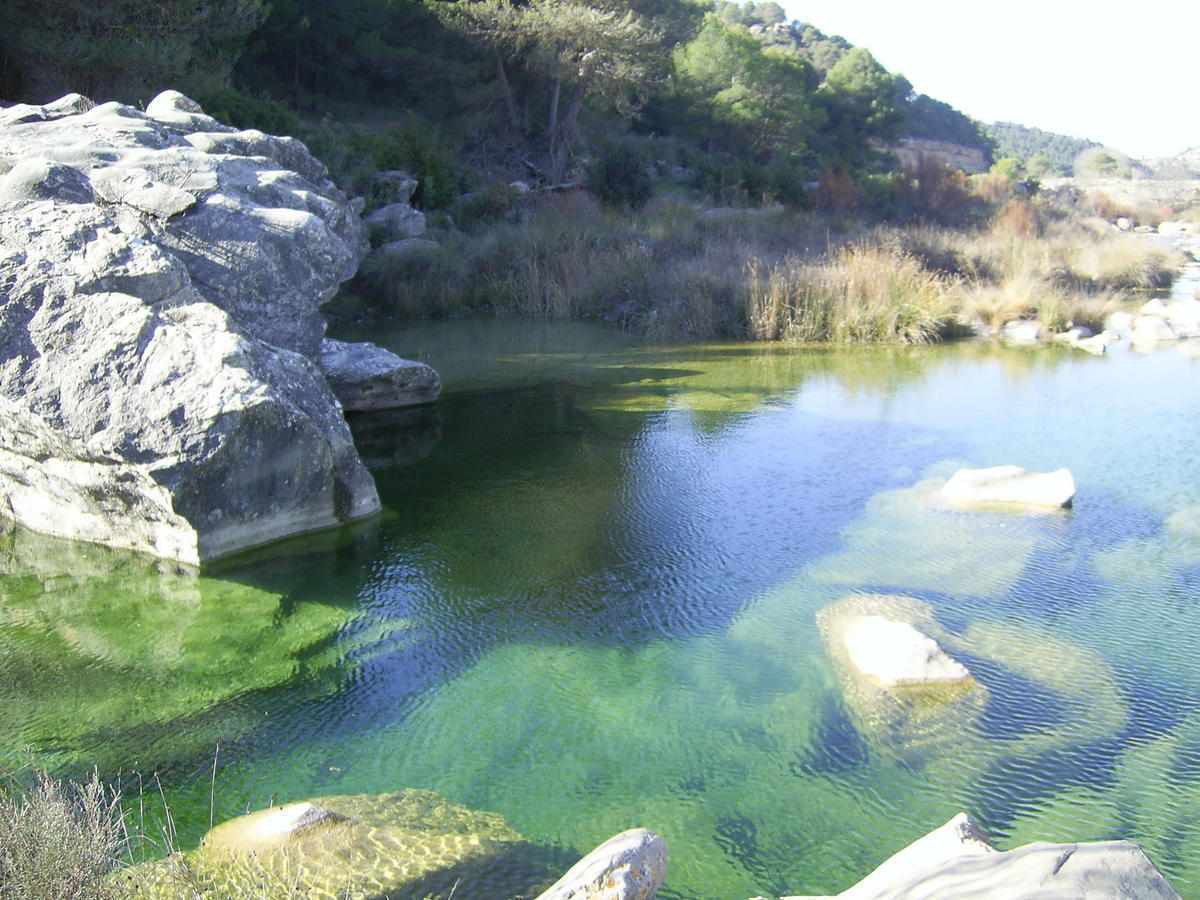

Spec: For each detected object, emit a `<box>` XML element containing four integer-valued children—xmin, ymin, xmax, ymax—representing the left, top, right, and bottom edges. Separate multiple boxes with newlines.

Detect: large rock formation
<box><xmin>779</xmin><ymin>813</ymin><xmax>1180</xmax><ymax>899</ymax></box>
<box><xmin>0</xmin><ymin>91</ymin><xmax>388</xmax><ymax>564</ymax></box>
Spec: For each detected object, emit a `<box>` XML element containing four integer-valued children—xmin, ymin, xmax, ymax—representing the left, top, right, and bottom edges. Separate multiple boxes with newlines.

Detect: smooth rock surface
<box><xmin>537</xmin><ymin>829</ymin><xmax>668</xmax><ymax>900</ymax></box>
<box><xmin>364</xmin><ymin>201</ymin><xmax>426</xmax><ymax>239</ymax></box>
<box><xmin>1133</xmin><ymin>314</ymin><xmax>1179</xmax><ymax>344</ymax></box>
<box><xmin>942</xmin><ymin>466</ymin><xmax>1076</xmax><ymax>510</ymax></box>
<box><xmin>841</xmin><ymin>617</ymin><xmax>970</xmax><ymax>687</ymax></box>
<box><xmin>781</xmin><ymin>812</ymin><xmax>1180</xmax><ymax>899</ymax></box>
<box><xmin>318</xmin><ymin>339</ymin><xmax>442</xmax><ymax>411</ymax></box>
<box><xmin>0</xmin><ymin>92</ymin><xmax>379</xmax><ymax>564</ymax></box>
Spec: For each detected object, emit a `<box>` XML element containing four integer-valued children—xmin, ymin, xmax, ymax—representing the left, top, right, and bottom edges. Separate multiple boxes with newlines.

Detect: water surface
<box><xmin>3</xmin><ymin>321</ymin><xmax>1200</xmax><ymax>898</ymax></box>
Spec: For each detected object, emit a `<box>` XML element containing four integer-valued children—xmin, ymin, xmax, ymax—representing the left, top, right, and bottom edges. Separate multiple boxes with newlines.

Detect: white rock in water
<box><xmin>202</xmin><ymin>802</ymin><xmax>342</xmax><ymax>856</ymax></box>
<box><xmin>1075</xmin><ymin>333</ymin><xmax>1110</xmax><ymax>355</ymax></box>
<box><xmin>942</xmin><ymin>466</ymin><xmax>1075</xmax><ymax>510</ymax></box>
<box><xmin>1104</xmin><ymin>310</ymin><xmax>1136</xmax><ymax>335</ymax></box>
<box><xmin>1141</xmin><ymin>298</ymin><xmax>1170</xmax><ymax>317</ymax></box>
<box><xmin>1132</xmin><ymin>315</ymin><xmax>1179</xmax><ymax>344</ymax></box>
<box><xmin>781</xmin><ymin>812</ymin><xmax>1181</xmax><ymax>899</ymax></box>
<box><xmin>537</xmin><ymin>829</ymin><xmax>668</xmax><ymax>900</ymax></box>
<box><xmin>1001</xmin><ymin>319</ymin><xmax>1043</xmax><ymax>345</ymax></box>
<box><xmin>1165</xmin><ymin>299</ymin><xmax>1200</xmax><ymax>338</ymax></box>
<box><xmin>841</xmin><ymin>617</ymin><xmax>970</xmax><ymax>687</ymax></box>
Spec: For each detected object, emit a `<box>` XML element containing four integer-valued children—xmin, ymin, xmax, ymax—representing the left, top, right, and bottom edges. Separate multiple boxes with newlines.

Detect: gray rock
<box><xmin>318</xmin><ymin>339</ymin><xmax>441</xmax><ymax>411</ymax></box>
<box><xmin>537</xmin><ymin>829</ymin><xmax>668</xmax><ymax>900</ymax></box>
<box><xmin>780</xmin><ymin>813</ymin><xmax>1180</xmax><ymax>899</ymax></box>
<box><xmin>371</xmin><ymin>170</ymin><xmax>418</xmax><ymax>205</ymax></box>
<box><xmin>364</xmin><ymin>202</ymin><xmax>426</xmax><ymax>239</ymax></box>
<box><xmin>0</xmin><ymin>92</ymin><xmax>381</xmax><ymax>564</ymax></box>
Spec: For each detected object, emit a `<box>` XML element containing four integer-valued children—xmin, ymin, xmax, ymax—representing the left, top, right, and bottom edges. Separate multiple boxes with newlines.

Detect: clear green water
<box><xmin>4</xmin><ymin>321</ymin><xmax>1200</xmax><ymax>898</ymax></box>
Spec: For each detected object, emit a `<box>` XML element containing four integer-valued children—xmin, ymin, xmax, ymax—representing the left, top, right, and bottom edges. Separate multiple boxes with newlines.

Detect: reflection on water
<box><xmin>3</xmin><ymin>320</ymin><xmax>1200</xmax><ymax>898</ymax></box>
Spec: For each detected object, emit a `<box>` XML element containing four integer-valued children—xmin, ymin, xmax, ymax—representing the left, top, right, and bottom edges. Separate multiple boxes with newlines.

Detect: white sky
<box><xmin>781</xmin><ymin>1</ymin><xmax>1198</xmax><ymax>159</ymax></box>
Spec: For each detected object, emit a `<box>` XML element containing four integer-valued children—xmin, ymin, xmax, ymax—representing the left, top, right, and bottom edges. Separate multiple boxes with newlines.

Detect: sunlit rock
<box><xmin>0</xmin><ymin>90</ymin><xmax>379</xmax><ymax>563</ymax></box>
<box><xmin>942</xmin><ymin>465</ymin><xmax>1075</xmax><ymax>511</ymax></box>
<box><xmin>318</xmin><ymin>338</ymin><xmax>442</xmax><ymax>411</ymax></box>
<box><xmin>817</xmin><ymin>595</ymin><xmax>983</xmax><ymax>749</ymax></box>
<box><xmin>1001</xmin><ymin>319</ymin><xmax>1043</xmax><ymax>345</ymax></box>
<box><xmin>537</xmin><ymin>828</ymin><xmax>668</xmax><ymax>900</ymax></box>
<box><xmin>841</xmin><ymin>617</ymin><xmax>970</xmax><ymax>688</ymax></box>
<box><xmin>1132</xmin><ymin>314</ymin><xmax>1178</xmax><ymax>345</ymax></box>
<box><xmin>127</xmin><ymin>790</ymin><xmax>559</xmax><ymax>899</ymax></box>
<box><xmin>779</xmin><ymin>812</ymin><xmax>1180</xmax><ymax>899</ymax></box>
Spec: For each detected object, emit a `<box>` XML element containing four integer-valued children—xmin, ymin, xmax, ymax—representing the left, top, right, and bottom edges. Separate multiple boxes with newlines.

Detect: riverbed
<box><xmin>3</xmin><ymin>321</ymin><xmax>1199</xmax><ymax>898</ymax></box>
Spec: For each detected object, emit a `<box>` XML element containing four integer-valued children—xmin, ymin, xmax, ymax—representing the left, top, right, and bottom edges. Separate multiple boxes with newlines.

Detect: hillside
<box><xmin>987</xmin><ymin>122</ymin><xmax>1100</xmax><ymax>176</ymax></box>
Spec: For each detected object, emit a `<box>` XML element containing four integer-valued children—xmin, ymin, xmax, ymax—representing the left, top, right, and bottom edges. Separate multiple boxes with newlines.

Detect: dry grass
<box><xmin>345</xmin><ymin>190</ymin><xmax>1185</xmax><ymax>344</ymax></box>
<box><xmin>746</xmin><ymin>245</ymin><xmax>958</xmax><ymax>344</ymax></box>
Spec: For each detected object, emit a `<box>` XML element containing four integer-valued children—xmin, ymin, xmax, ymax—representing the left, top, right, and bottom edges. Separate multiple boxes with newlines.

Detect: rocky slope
<box><xmin>0</xmin><ymin>91</ymin><xmax>426</xmax><ymax>565</ymax></box>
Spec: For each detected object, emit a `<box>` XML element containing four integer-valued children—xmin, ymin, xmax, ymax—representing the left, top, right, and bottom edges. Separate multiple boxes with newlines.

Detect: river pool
<box><xmin>3</xmin><ymin>321</ymin><xmax>1200</xmax><ymax>898</ymax></box>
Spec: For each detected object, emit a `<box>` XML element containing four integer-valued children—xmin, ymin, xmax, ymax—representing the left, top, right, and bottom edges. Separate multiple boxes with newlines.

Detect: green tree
<box><xmin>816</xmin><ymin>47</ymin><xmax>907</xmax><ymax>169</ymax></box>
<box><xmin>675</xmin><ymin>16</ymin><xmax>822</xmax><ymax>160</ymax></box>
<box><xmin>449</xmin><ymin>0</ymin><xmax>664</xmax><ymax>180</ymax></box>
<box><xmin>4</xmin><ymin>0</ymin><xmax>266</xmax><ymax>102</ymax></box>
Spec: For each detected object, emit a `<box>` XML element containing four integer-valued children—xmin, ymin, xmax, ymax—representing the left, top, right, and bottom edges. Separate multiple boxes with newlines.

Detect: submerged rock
<box><xmin>319</xmin><ymin>338</ymin><xmax>442</xmax><ymax>411</ymax></box>
<box><xmin>816</xmin><ymin>595</ymin><xmax>984</xmax><ymax>750</ymax></box>
<box><xmin>127</xmin><ymin>790</ymin><xmax>561</xmax><ymax>899</ymax></box>
<box><xmin>780</xmin><ymin>812</ymin><xmax>1180</xmax><ymax>899</ymax></box>
<box><xmin>941</xmin><ymin>465</ymin><xmax>1076</xmax><ymax>511</ymax></box>
<box><xmin>537</xmin><ymin>829</ymin><xmax>668</xmax><ymax>900</ymax></box>
<box><xmin>0</xmin><ymin>91</ymin><xmax>383</xmax><ymax>564</ymax></box>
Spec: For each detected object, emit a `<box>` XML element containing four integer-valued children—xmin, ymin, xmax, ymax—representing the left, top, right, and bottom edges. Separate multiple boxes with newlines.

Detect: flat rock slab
<box><xmin>942</xmin><ymin>465</ymin><xmax>1076</xmax><ymax>511</ymax></box>
<box><xmin>842</xmin><ymin>616</ymin><xmax>970</xmax><ymax>687</ymax></box>
<box><xmin>780</xmin><ymin>812</ymin><xmax>1180</xmax><ymax>899</ymax></box>
<box><xmin>318</xmin><ymin>339</ymin><xmax>441</xmax><ymax>411</ymax></box>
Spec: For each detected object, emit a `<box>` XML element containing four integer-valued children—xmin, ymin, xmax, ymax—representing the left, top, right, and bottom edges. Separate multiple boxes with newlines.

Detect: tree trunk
<box><xmin>548</xmin><ymin>76</ymin><xmax>563</xmax><ymax>181</ymax></box>
<box><xmin>495</xmin><ymin>50</ymin><xmax>520</xmax><ymax>130</ymax></box>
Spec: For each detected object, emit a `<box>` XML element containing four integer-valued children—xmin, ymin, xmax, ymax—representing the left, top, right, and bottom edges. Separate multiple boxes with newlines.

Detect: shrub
<box><xmin>194</xmin><ymin>88</ymin><xmax>299</xmax><ymax>135</ymax></box>
<box><xmin>814</xmin><ymin>168</ymin><xmax>860</xmax><ymax>213</ymax></box>
<box><xmin>453</xmin><ymin>182</ymin><xmax>521</xmax><ymax>231</ymax></box>
<box><xmin>993</xmin><ymin>198</ymin><xmax>1041</xmax><ymax>238</ymax></box>
<box><xmin>587</xmin><ymin>141</ymin><xmax>653</xmax><ymax>211</ymax></box>
<box><xmin>0</xmin><ymin>772</ymin><xmax>126</xmax><ymax>900</ymax></box>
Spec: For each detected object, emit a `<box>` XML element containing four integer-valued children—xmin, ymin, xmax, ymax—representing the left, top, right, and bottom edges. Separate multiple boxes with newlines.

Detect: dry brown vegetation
<box><xmin>346</xmin><ymin>175</ymin><xmax>1186</xmax><ymax>345</ymax></box>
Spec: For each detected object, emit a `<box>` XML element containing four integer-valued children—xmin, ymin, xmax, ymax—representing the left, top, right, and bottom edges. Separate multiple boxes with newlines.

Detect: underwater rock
<box><xmin>127</xmin><ymin>790</ymin><xmax>560</xmax><ymax>899</ymax></box>
<box><xmin>941</xmin><ymin>465</ymin><xmax>1076</xmax><ymax>511</ymax></box>
<box><xmin>816</xmin><ymin>595</ymin><xmax>984</xmax><ymax>750</ymax></box>
<box><xmin>537</xmin><ymin>828</ymin><xmax>668</xmax><ymax>900</ymax></box>
<box><xmin>779</xmin><ymin>812</ymin><xmax>1180</xmax><ymax>899</ymax></box>
<box><xmin>318</xmin><ymin>338</ymin><xmax>442</xmax><ymax>411</ymax></box>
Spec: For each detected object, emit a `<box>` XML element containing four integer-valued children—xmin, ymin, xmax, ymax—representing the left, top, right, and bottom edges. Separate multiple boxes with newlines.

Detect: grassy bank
<box><xmin>346</xmin><ymin>193</ymin><xmax>1186</xmax><ymax>344</ymax></box>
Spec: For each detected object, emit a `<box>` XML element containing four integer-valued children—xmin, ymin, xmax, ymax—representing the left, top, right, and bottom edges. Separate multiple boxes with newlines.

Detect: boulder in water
<box><xmin>537</xmin><ymin>829</ymin><xmax>668</xmax><ymax>900</ymax></box>
<box><xmin>942</xmin><ymin>465</ymin><xmax>1075</xmax><ymax>511</ymax></box>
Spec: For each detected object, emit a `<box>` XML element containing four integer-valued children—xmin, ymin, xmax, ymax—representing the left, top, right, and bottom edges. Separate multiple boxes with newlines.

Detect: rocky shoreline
<box><xmin>0</xmin><ymin>92</ymin><xmax>439</xmax><ymax>565</ymax></box>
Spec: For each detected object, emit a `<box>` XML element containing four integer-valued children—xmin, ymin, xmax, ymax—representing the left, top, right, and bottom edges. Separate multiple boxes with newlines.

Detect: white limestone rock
<box><xmin>1132</xmin><ymin>314</ymin><xmax>1179</xmax><ymax>345</ymax></box>
<box><xmin>841</xmin><ymin>617</ymin><xmax>970</xmax><ymax>687</ymax></box>
<box><xmin>942</xmin><ymin>466</ymin><xmax>1075</xmax><ymax>511</ymax></box>
<box><xmin>1001</xmin><ymin>319</ymin><xmax>1043</xmax><ymax>345</ymax></box>
<box><xmin>537</xmin><ymin>829</ymin><xmax>668</xmax><ymax>900</ymax></box>
<box><xmin>781</xmin><ymin>812</ymin><xmax>1180</xmax><ymax>899</ymax></box>
<box><xmin>0</xmin><ymin>91</ymin><xmax>380</xmax><ymax>564</ymax></box>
